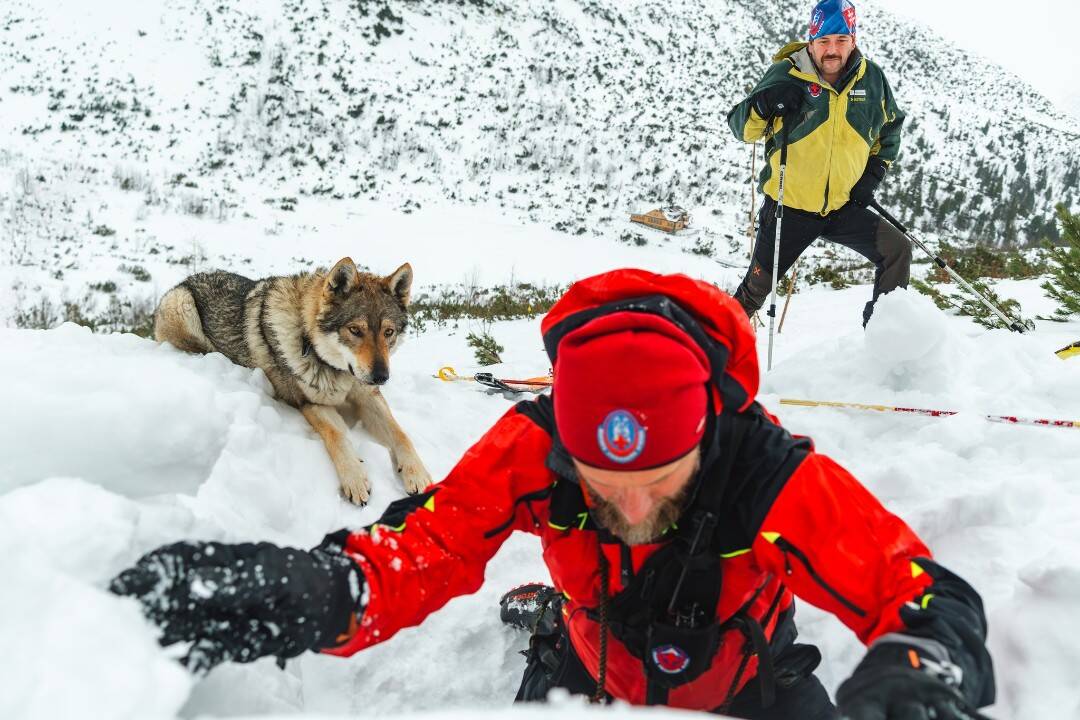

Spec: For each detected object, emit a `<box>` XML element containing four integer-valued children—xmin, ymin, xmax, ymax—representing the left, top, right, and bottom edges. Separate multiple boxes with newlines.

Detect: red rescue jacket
<box><xmin>324</xmin><ymin>269</ymin><xmax>934</xmax><ymax>711</ymax></box>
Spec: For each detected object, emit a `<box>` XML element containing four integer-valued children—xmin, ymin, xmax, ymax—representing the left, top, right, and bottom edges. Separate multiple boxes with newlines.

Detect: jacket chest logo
<box><xmin>808</xmin><ymin>83</ymin><xmax>822</xmax><ymax>98</ymax></box>
<box><xmin>652</xmin><ymin>644</ymin><xmax>692</xmax><ymax>674</ymax></box>
<box><xmin>849</xmin><ymin>88</ymin><xmax>867</xmax><ymax>103</ymax></box>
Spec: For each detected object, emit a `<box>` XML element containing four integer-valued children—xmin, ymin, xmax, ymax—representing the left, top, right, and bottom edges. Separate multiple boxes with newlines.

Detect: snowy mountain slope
<box><xmin>1</xmin><ymin>0</ymin><xmax>1077</xmax><ymax>271</ymax></box>
<box><xmin>2</xmin><ymin>276</ymin><xmax>1079</xmax><ymax>719</ymax></box>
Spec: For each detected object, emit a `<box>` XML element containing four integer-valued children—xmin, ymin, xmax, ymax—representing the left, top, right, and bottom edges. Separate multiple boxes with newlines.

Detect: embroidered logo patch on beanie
<box><xmin>597</xmin><ymin>409</ymin><xmax>647</xmax><ymax>464</ymax></box>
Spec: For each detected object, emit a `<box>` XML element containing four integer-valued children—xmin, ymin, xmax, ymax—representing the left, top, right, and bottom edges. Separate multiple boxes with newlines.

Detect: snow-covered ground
<box><xmin>2</xmin><ymin>202</ymin><xmax>1078</xmax><ymax>720</ymax></box>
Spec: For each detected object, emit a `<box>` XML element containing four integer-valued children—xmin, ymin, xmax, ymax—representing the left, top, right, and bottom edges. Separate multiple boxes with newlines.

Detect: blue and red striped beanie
<box><xmin>809</xmin><ymin>0</ymin><xmax>857</xmax><ymax>40</ymax></box>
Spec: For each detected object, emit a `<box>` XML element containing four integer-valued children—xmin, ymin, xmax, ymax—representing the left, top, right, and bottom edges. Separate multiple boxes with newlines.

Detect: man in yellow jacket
<box><xmin>728</xmin><ymin>0</ymin><xmax>911</xmax><ymax>326</ymax></box>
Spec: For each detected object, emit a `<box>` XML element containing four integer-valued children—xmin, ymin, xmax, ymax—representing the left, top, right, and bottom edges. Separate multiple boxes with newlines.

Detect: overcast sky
<box><xmin>870</xmin><ymin>0</ymin><xmax>1080</xmax><ymax>119</ymax></box>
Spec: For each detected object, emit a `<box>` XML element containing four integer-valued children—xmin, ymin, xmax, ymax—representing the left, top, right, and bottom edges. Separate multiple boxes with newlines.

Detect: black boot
<box><xmin>499</xmin><ymin>583</ymin><xmax>561</xmax><ymax>636</ymax></box>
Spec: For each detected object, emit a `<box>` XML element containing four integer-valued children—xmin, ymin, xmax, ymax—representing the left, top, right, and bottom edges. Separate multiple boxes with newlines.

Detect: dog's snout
<box><xmin>371</xmin><ymin>363</ymin><xmax>389</xmax><ymax>385</ymax></box>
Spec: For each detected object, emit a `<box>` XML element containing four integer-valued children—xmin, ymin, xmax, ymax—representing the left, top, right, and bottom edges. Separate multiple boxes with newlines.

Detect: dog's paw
<box><xmin>394</xmin><ymin>452</ymin><xmax>432</xmax><ymax>495</ymax></box>
<box><xmin>338</xmin><ymin>459</ymin><xmax>371</xmax><ymax>506</ymax></box>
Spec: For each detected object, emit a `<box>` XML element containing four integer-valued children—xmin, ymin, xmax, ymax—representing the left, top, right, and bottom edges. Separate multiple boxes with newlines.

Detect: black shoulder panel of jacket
<box><xmin>902</xmin><ymin>558</ymin><xmax>996</xmax><ymax>708</ymax></box>
<box><xmin>516</xmin><ymin>395</ymin><xmax>580</xmax><ymax>483</ymax></box>
<box><xmin>516</xmin><ymin>394</ymin><xmax>554</xmax><ymax>432</ymax></box>
<box><xmin>712</xmin><ymin>404</ymin><xmax>812</xmax><ymax>547</ymax></box>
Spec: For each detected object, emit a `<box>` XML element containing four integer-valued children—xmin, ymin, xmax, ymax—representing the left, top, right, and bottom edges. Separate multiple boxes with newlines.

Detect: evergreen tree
<box><xmin>1041</xmin><ymin>204</ymin><xmax>1080</xmax><ymax>320</ymax></box>
<box><xmin>912</xmin><ymin>278</ymin><xmax>1031</xmax><ymax>331</ymax></box>
<box><xmin>466</xmin><ymin>327</ymin><xmax>504</xmax><ymax>366</ymax></box>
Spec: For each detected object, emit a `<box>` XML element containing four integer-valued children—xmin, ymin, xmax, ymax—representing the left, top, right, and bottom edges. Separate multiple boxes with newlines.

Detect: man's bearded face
<box><xmin>576</xmin><ymin>448</ymin><xmax>701</xmax><ymax>546</ymax></box>
<box><xmin>585</xmin><ymin>480</ymin><xmax>691</xmax><ymax>545</ymax></box>
<box><xmin>809</xmin><ymin>33</ymin><xmax>855</xmax><ymax>81</ymax></box>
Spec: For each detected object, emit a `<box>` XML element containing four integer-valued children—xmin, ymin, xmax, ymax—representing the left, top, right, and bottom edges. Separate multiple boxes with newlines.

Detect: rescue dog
<box><xmin>153</xmin><ymin>257</ymin><xmax>432</xmax><ymax>505</ymax></box>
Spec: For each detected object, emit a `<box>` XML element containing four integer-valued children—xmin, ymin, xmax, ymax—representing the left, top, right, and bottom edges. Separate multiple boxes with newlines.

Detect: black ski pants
<box><xmin>732</xmin><ymin>198</ymin><xmax>911</xmax><ymax>326</ymax></box>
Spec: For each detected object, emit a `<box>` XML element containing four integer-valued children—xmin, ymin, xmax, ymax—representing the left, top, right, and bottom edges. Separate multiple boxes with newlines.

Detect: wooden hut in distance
<box><xmin>630</xmin><ymin>206</ymin><xmax>690</xmax><ymax>234</ymax></box>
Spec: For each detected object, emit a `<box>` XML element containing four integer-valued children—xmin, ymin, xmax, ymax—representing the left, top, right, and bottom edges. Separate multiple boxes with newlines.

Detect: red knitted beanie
<box><xmin>553</xmin><ymin>312</ymin><xmax>710</xmax><ymax>470</ymax></box>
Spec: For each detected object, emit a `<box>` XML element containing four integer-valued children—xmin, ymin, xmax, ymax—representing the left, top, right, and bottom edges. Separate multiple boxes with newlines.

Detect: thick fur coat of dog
<box><xmin>153</xmin><ymin>257</ymin><xmax>432</xmax><ymax>504</ymax></box>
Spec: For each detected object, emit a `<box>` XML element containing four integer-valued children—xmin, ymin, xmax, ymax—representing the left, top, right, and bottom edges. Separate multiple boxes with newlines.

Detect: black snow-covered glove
<box><xmin>109</xmin><ymin>537</ymin><xmax>363</xmax><ymax>674</ymax></box>
<box><xmin>849</xmin><ymin>156</ymin><xmax>888</xmax><ymax>208</ymax></box>
<box><xmin>838</xmin><ymin>559</ymin><xmax>995</xmax><ymax>720</ymax></box>
<box><xmin>837</xmin><ymin>635</ymin><xmax>989</xmax><ymax>719</ymax></box>
<box><xmin>751</xmin><ymin>83</ymin><xmax>804</xmax><ymax>120</ymax></box>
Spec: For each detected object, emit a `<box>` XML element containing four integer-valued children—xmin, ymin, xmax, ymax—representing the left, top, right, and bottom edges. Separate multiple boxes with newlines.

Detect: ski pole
<box><xmin>1057</xmin><ymin>340</ymin><xmax>1080</xmax><ymax>360</ymax></box>
<box><xmin>869</xmin><ymin>200</ymin><xmax>1027</xmax><ymax>333</ymax></box>
<box><xmin>767</xmin><ymin>120</ymin><xmax>792</xmax><ymax>371</ymax></box>
<box><xmin>779</xmin><ymin>398</ymin><xmax>1079</xmax><ymax>430</ymax></box>
<box><xmin>434</xmin><ymin>366</ymin><xmax>553</xmax><ymax>387</ymax></box>
<box><xmin>748</xmin><ymin>142</ymin><xmax>757</xmax><ymax>261</ymax></box>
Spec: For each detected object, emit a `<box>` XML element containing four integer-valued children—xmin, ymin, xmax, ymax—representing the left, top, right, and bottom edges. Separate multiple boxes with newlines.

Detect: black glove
<box><xmin>837</xmin><ymin>635</ymin><xmax>990</xmax><ymax>720</ymax></box>
<box><xmin>849</xmin><ymin>157</ymin><xmax>888</xmax><ymax>208</ymax></box>
<box><xmin>109</xmin><ymin>538</ymin><xmax>362</xmax><ymax>674</ymax></box>
<box><xmin>751</xmin><ymin>83</ymin><xmax>804</xmax><ymax>119</ymax></box>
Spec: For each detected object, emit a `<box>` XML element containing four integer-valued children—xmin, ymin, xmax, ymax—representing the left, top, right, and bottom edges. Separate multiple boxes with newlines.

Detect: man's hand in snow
<box><xmin>837</xmin><ymin>635</ymin><xmax>989</xmax><ymax>720</ymax></box>
<box><xmin>109</xmin><ymin>539</ymin><xmax>362</xmax><ymax>674</ymax></box>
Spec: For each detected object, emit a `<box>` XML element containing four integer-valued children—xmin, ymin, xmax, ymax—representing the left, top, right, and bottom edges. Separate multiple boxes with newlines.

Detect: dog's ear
<box><xmin>326</xmin><ymin>257</ymin><xmax>360</xmax><ymax>296</ymax></box>
<box><xmin>385</xmin><ymin>262</ymin><xmax>413</xmax><ymax>307</ymax></box>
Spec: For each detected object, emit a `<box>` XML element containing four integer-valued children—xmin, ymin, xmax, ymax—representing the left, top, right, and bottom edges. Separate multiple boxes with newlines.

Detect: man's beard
<box><xmin>586</xmin><ymin>482</ymin><xmax>692</xmax><ymax>546</ymax></box>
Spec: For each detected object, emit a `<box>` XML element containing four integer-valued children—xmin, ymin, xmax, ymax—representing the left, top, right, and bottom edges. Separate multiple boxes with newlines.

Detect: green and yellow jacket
<box><xmin>727</xmin><ymin>42</ymin><xmax>905</xmax><ymax>215</ymax></box>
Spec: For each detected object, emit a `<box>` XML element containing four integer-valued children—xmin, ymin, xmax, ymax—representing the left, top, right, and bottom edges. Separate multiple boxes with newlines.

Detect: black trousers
<box><xmin>732</xmin><ymin>198</ymin><xmax>911</xmax><ymax>326</ymax></box>
<box><xmin>515</xmin><ymin>622</ymin><xmax>838</xmax><ymax>719</ymax></box>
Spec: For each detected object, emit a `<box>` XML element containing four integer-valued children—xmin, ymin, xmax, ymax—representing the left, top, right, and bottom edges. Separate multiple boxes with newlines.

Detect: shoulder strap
<box><xmin>695</xmin><ymin>411</ymin><xmax>752</xmax><ymax>519</ymax></box>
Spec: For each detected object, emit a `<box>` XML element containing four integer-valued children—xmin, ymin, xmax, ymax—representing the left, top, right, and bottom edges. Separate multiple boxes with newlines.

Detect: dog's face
<box><xmin>313</xmin><ymin>257</ymin><xmax>412</xmax><ymax>385</ymax></box>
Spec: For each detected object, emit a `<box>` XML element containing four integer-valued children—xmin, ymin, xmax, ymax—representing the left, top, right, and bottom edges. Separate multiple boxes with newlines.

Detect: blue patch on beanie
<box><xmin>809</xmin><ymin>0</ymin><xmax>857</xmax><ymax>40</ymax></box>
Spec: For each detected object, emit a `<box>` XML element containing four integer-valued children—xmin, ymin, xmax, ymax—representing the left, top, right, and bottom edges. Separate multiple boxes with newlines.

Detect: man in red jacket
<box><xmin>111</xmin><ymin>269</ymin><xmax>994</xmax><ymax>720</ymax></box>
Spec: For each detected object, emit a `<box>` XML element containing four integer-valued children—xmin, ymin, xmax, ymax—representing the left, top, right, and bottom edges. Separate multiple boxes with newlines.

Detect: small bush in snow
<box><xmin>119</xmin><ymin>264</ymin><xmax>152</xmax><ymax>282</ymax></box>
<box><xmin>689</xmin><ymin>237</ymin><xmax>715</xmax><ymax>257</ymax></box>
<box><xmin>13</xmin><ymin>296</ymin><xmax>61</xmax><ymax>330</ymax></box>
<box><xmin>13</xmin><ymin>292</ymin><xmax>155</xmax><ymax>336</ymax></box>
<box><xmin>805</xmin><ymin>261</ymin><xmax>854</xmax><ymax>290</ymax></box>
<box><xmin>912</xmin><ymin>278</ymin><xmax>1033</xmax><ymax>331</ymax></box>
<box><xmin>466</xmin><ymin>327</ymin><xmax>503</xmax><ymax>367</ymax></box>
<box><xmin>410</xmin><ymin>281</ymin><xmax>564</xmax><ymax>333</ymax></box>
<box><xmin>1040</xmin><ymin>204</ymin><xmax>1080</xmax><ymax>320</ymax></box>
<box><xmin>929</xmin><ymin>240</ymin><xmax>1047</xmax><ymax>282</ymax></box>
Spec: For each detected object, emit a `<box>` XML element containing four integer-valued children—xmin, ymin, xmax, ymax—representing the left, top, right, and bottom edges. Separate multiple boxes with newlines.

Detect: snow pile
<box><xmin>0</xmin><ymin>479</ymin><xmax>193</xmax><ymax>718</ymax></box>
<box><xmin>761</xmin><ymin>289</ymin><xmax>1080</xmax><ymax>719</ymax></box>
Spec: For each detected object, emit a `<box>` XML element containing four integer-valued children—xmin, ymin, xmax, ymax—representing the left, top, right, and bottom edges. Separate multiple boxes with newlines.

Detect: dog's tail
<box><xmin>154</xmin><ymin>286</ymin><xmax>213</xmax><ymax>354</ymax></box>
